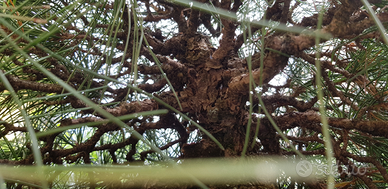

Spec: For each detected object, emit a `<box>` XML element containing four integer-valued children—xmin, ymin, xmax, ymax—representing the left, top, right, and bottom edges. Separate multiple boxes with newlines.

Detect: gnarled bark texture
<box><xmin>1</xmin><ymin>0</ymin><xmax>388</xmax><ymax>188</ymax></box>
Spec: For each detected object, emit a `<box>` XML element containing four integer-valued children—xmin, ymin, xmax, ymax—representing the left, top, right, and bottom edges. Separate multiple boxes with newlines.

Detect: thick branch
<box><xmin>1</xmin><ymin>74</ymin><xmax>63</xmax><ymax>93</ymax></box>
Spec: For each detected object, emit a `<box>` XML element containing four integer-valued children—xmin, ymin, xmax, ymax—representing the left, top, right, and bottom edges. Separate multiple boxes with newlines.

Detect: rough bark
<box><xmin>1</xmin><ymin>0</ymin><xmax>388</xmax><ymax>188</ymax></box>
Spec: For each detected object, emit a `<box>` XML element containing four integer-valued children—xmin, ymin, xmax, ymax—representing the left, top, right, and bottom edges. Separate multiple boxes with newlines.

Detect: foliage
<box><xmin>1</xmin><ymin>0</ymin><xmax>388</xmax><ymax>188</ymax></box>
